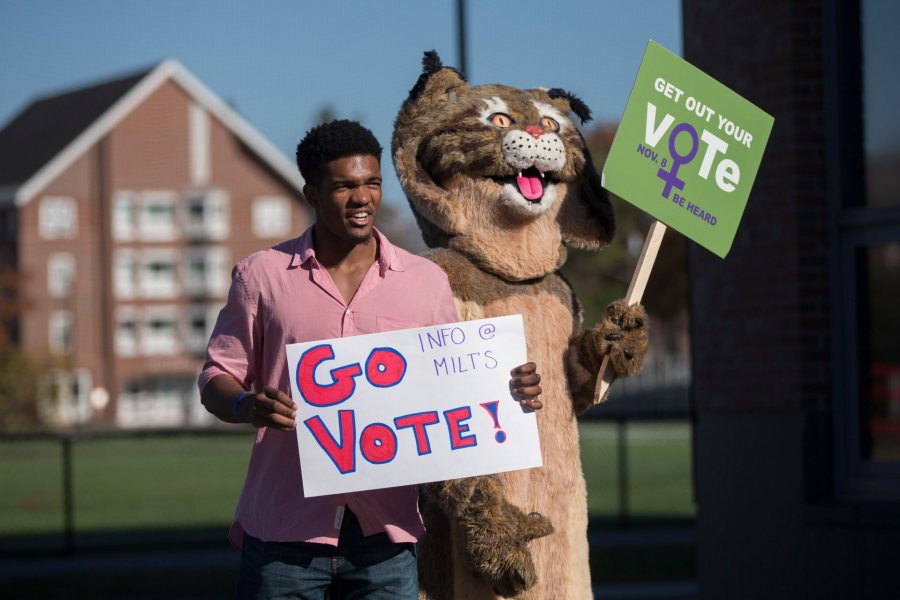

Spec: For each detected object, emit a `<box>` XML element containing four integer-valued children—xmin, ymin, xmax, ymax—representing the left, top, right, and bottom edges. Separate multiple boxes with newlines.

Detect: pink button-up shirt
<box><xmin>199</xmin><ymin>227</ymin><xmax>459</xmax><ymax>549</ymax></box>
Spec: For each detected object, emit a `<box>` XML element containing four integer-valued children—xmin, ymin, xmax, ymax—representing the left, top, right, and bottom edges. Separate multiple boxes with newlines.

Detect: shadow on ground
<box><xmin>1</xmin><ymin>519</ymin><xmax>697</xmax><ymax>599</ymax></box>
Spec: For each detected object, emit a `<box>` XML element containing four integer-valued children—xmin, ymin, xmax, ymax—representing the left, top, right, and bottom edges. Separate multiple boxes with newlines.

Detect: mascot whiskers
<box><xmin>393</xmin><ymin>51</ymin><xmax>649</xmax><ymax>599</ymax></box>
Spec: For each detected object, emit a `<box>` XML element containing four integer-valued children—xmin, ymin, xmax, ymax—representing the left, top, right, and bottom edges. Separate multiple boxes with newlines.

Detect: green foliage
<box><xmin>561</xmin><ymin>122</ymin><xmax>688</xmax><ymax>327</ymax></box>
<box><xmin>0</xmin><ymin>349</ymin><xmax>41</xmax><ymax>432</ymax></box>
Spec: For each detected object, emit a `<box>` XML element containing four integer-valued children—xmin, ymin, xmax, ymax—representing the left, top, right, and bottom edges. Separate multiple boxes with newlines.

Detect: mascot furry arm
<box><xmin>393</xmin><ymin>52</ymin><xmax>648</xmax><ymax>599</ymax></box>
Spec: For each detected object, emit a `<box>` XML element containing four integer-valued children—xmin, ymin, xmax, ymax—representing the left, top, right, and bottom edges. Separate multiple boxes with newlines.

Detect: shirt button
<box><xmin>345</xmin><ymin>309</ymin><xmax>352</xmax><ymax>315</ymax></box>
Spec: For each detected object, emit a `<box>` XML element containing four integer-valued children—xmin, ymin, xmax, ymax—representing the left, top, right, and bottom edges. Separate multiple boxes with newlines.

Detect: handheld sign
<box><xmin>595</xmin><ymin>40</ymin><xmax>774</xmax><ymax>401</ymax></box>
<box><xmin>285</xmin><ymin>315</ymin><xmax>542</xmax><ymax>497</ymax></box>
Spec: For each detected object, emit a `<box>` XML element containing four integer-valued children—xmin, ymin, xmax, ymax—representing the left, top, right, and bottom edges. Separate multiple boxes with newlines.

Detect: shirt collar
<box><xmin>288</xmin><ymin>226</ymin><xmax>406</xmax><ymax>273</ymax></box>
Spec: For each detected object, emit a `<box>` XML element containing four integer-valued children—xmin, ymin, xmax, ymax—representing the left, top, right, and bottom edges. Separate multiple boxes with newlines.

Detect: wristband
<box><xmin>233</xmin><ymin>391</ymin><xmax>252</xmax><ymax>422</ymax></box>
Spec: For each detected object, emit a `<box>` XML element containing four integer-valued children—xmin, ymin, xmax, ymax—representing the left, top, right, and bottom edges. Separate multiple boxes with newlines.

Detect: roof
<box><xmin>0</xmin><ymin>69</ymin><xmax>150</xmax><ymax>191</ymax></box>
<box><xmin>0</xmin><ymin>59</ymin><xmax>304</xmax><ymax>206</ymax></box>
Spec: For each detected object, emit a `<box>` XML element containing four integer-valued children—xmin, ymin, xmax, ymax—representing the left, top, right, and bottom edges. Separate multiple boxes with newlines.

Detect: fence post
<box><xmin>617</xmin><ymin>418</ymin><xmax>629</xmax><ymax>525</ymax></box>
<box><xmin>61</xmin><ymin>435</ymin><xmax>75</xmax><ymax>555</ymax></box>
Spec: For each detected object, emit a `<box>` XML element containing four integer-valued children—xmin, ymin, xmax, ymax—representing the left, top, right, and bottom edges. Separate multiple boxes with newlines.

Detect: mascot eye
<box><xmin>490</xmin><ymin>113</ymin><xmax>514</xmax><ymax>128</ymax></box>
<box><xmin>540</xmin><ymin>116</ymin><xmax>560</xmax><ymax>132</ymax></box>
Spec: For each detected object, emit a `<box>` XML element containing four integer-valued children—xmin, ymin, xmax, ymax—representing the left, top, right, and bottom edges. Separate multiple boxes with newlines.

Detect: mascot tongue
<box><xmin>516</xmin><ymin>170</ymin><xmax>544</xmax><ymax>201</ymax></box>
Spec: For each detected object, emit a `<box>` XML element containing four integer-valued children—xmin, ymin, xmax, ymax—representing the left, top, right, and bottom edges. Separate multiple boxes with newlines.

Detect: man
<box><xmin>199</xmin><ymin>119</ymin><xmax>542</xmax><ymax>599</ymax></box>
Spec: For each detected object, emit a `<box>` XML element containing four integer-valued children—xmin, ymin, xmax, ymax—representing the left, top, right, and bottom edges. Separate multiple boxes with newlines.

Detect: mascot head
<box><xmin>392</xmin><ymin>51</ymin><xmax>615</xmax><ymax>281</ymax></box>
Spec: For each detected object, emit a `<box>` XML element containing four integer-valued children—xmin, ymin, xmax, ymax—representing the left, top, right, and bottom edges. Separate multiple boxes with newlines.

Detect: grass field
<box><xmin>0</xmin><ymin>421</ymin><xmax>694</xmax><ymax>539</ymax></box>
<box><xmin>580</xmin><ymin>421</ymin><xmax>695</xmax><ymax>518</ymax></box>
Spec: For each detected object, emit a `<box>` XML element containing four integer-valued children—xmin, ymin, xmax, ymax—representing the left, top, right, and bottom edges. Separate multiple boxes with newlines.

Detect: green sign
<box><xmin>602</xmin><ymin>40</ymin><xmax>774</xmax><ymax>258</ymax></box>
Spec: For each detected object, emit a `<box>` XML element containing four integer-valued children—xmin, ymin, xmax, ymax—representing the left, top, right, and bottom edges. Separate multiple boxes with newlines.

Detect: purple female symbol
<box><xmin>657</xmin><ymin>122</ymin><xmax>699</xmax><ymax>199</ymax></box>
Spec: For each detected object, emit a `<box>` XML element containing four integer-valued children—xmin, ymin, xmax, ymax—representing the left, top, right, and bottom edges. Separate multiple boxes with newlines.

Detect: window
<box><xmin>184</xmin><ymin>247</ymin><xmax>229</xmax><ymax>297</ymax></box>
<box><xmin>253</xmin><ymin>196</ymin><xmax>292</xmax><ymax>238</ymax></box>
<box><xmin>49</xmin><ymin>310</ymin><xmax>73</xmax><ymax>355</ymax></box>
<box><xmin>112</xmin><ymin>191</ymin><xmax>136</xmax><ymax>240</ymax></box>
<box><xmin>138</xmin><ymin>191</ymin><xmax>177</xmax><ymax>240</ymax></box>
<box><xmin>141</xmin><ymin>306</ymin><xmax>179</xmax><ymax>354</ymax></box>
<box><xmin>186</xmin><ymin>304</ymin><xmax>218</xmax><ymax>354</ymax></box>
<box><xmin>47</xmin><ymin>253</ymin><xmax>75</xmax><ymax>297</ymax></box>
<box><xmin>139</xmin><ymin>249</ymin><xmax>179</xmax><ymax>298</ymax></box>
<box><xmin>115</xmin><ymin>308</ymin><xmax>138</xmax><ymax>356</ymax></box>
<box><xmin>113</xmin><ymin>250</ymin><xmax>137</xmax><ymax>299</ymax></box>
<box><xmin>184</xmin><ymin>189</ymin><xmax>229</xmax><ymax>239</ymax></box>
<box><xmin>116</xmin><ymin>375</ymin><xmax>201</xmax><ymax>428</ymax></box>
<box><xmin>39</xmin><ymin>368</ymin><xmax>92</xmax><ymax>426</ymax></box>
<box><xmin>39</xmin><ymin>196</ymin><xmax>77</xmax><ymax>239</ymax></box>
<box><xmin>832</xmin><ymin>0</ymin><xmax>900</xmax><ymax>497</ymax></box>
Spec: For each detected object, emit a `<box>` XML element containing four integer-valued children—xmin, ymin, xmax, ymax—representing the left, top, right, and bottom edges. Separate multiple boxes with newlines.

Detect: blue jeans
<box><xmin>236</xmin><ymin>509</ymin><xmax>417</xmax><ymax>599</ymax></box>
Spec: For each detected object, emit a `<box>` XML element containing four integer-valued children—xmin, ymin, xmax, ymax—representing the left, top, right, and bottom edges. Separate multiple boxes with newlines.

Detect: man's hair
<box><xmin>296</xmin><ymin>119</ymin><xmax>382</xmax><ymax>186</ymax></box>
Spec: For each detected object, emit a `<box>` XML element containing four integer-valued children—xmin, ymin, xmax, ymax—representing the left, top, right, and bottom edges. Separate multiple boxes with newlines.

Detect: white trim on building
<box><xmin>14</xmin><ymin>59</ymin><xmax>304</xmax><ymax>207</ymax></box>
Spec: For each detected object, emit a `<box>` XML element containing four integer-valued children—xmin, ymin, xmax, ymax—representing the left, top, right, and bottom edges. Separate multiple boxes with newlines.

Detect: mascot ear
<box><xmin>537</xmin><ymin>88</ymin><xmax>615</xmax><ymax>249</ymax></box>
<box><xmin>392</xmin><ymin>51</ymin><xmax>470</xmax><ymax>246</ymax></box>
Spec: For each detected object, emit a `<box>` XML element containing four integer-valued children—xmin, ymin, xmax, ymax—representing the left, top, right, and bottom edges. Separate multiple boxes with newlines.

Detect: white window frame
<box><xmin>47</xmin><ymin>252</ymin><xmax>75</xmax><ymax>298</ymax></box>
<box><xmin>39</xmin><ymin>196</ymin><xmax>78</xmax><ymax>239</ymax></box>
<box><xmin>184</xmin><ymin>188</ymin><xmax>229</xmax><ymax>240</ymax></box>
<box><xmin>115</xmin><ymin>306</ymin><xmax>139</xmax><ymax>357</ymax></box>
<box><xmin>184</xmin><ymin>246</ymin><xmax>230</xmax><ymax>297</ymax></box>
<box><xmin>113</xmin><ymin>249</ymin><xmax>137</xmax><ymax>299</ymax></box>
<box><xmin>186</xmin><ymin>304</ymin><xmax>219</xmax><ymax>354</ymax></box>
<box><xmin>139</xmin><ymin>248</ymin><xmax>180</xmax><ymax>298</ymax></box>
<box><xmin>39</xmin><ymin>368</ymin><xmax>92</xmax><ymax>426</ymax></box>
<box><xmin>141</xmin><ymin>305</ymin><xmax>180</xmax><ymax>355</ymax></box>
<box><xmin>138</xmin><ymin>190</ymin><xmax>178</xmax><ymax>241</ymax></box>
<box><xmin>253</xmin><ymin>195</ymin><xmax>292</xmax><ymax>238</ymax></box>
<box><xmin>112</xmin><ymin>191</ymin><xmax>137</xmax><ymax>241</ymax></box>
<box><xmin>49</xmin><ymin>310</ymin><xmax>73</xmax><ymax>355</ymax></box>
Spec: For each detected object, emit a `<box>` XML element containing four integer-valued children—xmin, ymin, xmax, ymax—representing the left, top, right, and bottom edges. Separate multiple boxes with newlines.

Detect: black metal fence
<box><xmin>1</xmin><ymin>415</ymin><xmax>692</xmax><ymax>557</ymax></box>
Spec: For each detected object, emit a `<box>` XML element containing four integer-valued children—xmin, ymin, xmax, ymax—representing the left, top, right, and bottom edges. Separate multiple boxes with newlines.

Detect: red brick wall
<box><xmin>17</xmin><ymin>76</ymin><xmax>310</xmax><ymax>415</ymax></box>
<box><xmin>683</xmin><ymin>0</ymin><xmax>831</xmax><ymax>412</ymax></box>
<box><xmin>18</xmin><ymin>151</ymin><xmax>105</xmax><ymax>382</ymax></box>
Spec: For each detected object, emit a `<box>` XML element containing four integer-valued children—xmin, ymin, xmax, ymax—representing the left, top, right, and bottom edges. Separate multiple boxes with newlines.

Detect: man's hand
<box><xmin>510</xmin><ymin>362</ymin><xmax>543</xmax><ymax>411</ymax></box>
<box><xmin>239</xmin><ymin>386</ymin><xmax>297</xmax><ymax>430</ymax></box>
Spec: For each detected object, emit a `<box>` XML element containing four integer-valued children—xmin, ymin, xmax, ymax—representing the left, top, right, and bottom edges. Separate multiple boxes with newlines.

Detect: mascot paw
<box><xmin>461</xmin><ymin>501</ymin><xmax>554</xmax><ymax>596</ymax></box>
<box><xmin>585</xmin><ymin>300</ymin><xmax>649</xmax><ymax>377</ymax></box>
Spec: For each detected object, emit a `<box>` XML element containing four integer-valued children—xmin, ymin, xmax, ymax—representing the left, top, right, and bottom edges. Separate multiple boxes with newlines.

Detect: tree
<box><xmin>0</xmin><ymin>266</ymin><xmax>41</xmax><ymax>431</ymax></box>
<box><xmin>561</xmin><ymin>122</ymin><xmax>688</xmax><ymax>352</ymax></box>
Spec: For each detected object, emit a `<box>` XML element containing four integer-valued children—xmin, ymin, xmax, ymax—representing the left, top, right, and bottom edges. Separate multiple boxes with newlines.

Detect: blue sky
<box><xmin>0</xmin><ymin>0</ymin><xmax>682</xmax><ymax>205</ymax></box>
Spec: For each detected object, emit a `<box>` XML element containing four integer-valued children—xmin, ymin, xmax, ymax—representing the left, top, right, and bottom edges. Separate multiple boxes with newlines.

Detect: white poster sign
<box><xmin>286</xmin><ymin>315</ymin><xmax>542</xmax><ymax>497</ymax></box>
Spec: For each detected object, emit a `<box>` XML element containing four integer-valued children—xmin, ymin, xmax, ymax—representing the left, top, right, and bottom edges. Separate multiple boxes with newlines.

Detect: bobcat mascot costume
<box><xmin>392</xmin><ymin>52</ymin><xmax>649</xmax><ymax>599</ymax></box>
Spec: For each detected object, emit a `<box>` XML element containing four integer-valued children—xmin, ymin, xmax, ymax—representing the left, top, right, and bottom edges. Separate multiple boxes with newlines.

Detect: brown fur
<box><xmin>393</xmin><ymin>52</ymin><xmax>649</xmax><ymax>599</ymax></box>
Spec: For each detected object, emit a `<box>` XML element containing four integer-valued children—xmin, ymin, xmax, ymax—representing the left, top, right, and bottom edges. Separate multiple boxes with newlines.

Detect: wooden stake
<box><xmin>594</xmin><ymin>220</ymin><xmax>667</xmax><ymax>403</ymax></box>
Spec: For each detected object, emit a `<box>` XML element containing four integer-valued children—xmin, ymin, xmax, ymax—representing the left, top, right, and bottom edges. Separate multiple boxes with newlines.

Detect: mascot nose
<box><xmin>525</xmin><ymin>125</ymin><xmax>543</xmax><ymax>138</ymax></box>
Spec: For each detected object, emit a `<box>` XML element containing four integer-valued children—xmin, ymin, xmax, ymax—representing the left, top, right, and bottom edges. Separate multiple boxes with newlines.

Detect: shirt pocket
<box><xmin>375</xmin><ymin>315</ymin><xmax>419</xmax><ymax>333</ymax></box>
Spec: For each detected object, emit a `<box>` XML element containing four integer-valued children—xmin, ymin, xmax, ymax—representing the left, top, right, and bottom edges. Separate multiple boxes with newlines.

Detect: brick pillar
<box><xmin>682</xmin><ymin>1</ymin><xmax>831</xmax><ymax>597</ymax></box>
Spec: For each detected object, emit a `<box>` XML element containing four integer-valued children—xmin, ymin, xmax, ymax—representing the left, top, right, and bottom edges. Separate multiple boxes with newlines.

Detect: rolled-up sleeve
<box><xmin>198</xmin><ymin>262</ymin><xmax>260</xmax><ymax>393</ymax></box>
<box><xmin>434</xmin><ymin>273</ymin><xmax>460</xmax><ymax>325</ymax></box>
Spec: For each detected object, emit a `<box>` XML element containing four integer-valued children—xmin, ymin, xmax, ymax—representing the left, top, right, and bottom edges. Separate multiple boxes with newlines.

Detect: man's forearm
<box><xmin>201</xmin><ymin>374</ymin><xmax>251</xmax><ymax>424</ymax></box>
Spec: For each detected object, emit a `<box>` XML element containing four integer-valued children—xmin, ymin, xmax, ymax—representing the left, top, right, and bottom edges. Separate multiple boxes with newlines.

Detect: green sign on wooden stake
<box><xmin>602</xmin><ymin>40</ymin><xmax>774</xmax><ymax>258</ymax></box>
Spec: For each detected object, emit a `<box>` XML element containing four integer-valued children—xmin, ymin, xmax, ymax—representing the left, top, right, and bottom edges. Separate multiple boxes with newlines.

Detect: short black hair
<box><xmin>296</xmin><ymin>119</ymin><xmax>383</xmax><ymax>186</ymax></box>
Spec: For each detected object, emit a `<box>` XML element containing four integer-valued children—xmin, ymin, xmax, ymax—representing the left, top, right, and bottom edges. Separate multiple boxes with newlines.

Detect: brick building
<box><xmin>683</xmin><ymin>0</ymin><xmax>900</xmax><ymax>597</ymax></box>
<box><xmin>0</xmin><ymin>60</ymin><xmax>310</xmax><ymax>428</ymax></box>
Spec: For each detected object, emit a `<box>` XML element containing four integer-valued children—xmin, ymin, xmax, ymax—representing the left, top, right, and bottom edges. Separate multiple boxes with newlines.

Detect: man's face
<box><xmin>304</xmin><ymin>154</ymin><xmax>382</xmax><ymax>247</ymax></box>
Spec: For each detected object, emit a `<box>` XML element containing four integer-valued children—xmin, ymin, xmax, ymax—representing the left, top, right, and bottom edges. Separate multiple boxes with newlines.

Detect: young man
<box><xmin>199</xmin><ymin>120</ymin><xmax>541</xmax><ymax>599</ymax></box>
